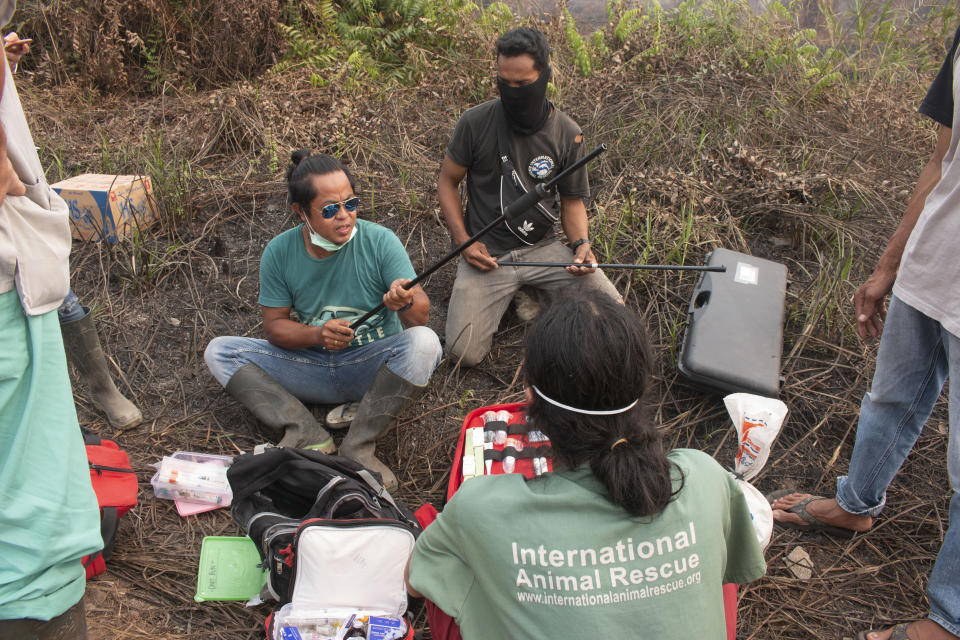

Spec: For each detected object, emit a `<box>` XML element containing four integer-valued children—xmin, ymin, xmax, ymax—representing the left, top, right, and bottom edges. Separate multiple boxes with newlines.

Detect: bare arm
<box><xmin>0</xmin><ymin>51</ymin><xmax>7</xmax><ymax>206</ymax></box>
<box><xmin>261</xmin><ymin>305</ymin><xmax>353</xmax><ymax>351</ymax></box>
<box><xmin>404</xmin><ymin>556</ymin><xmax>423</xmax><ymax>598</ymax></box>
<box><xmin>438</xmin><ymin>155</ymin><xmax>498</xmax><ymax>270</ymax></box>
<box><xmin>0</xmin><ymin>53</ymin><xmax>25</xmax><ymax>205</ymax></box>
<box><xmin>854</xmin><ymin>124</ymin><xmax>952</xmax><ymax>339</ymax></box>
<box><xmin>559</xmin><ymin>196</ymin><xmax>598</xmax><ymax>275</ymax></box>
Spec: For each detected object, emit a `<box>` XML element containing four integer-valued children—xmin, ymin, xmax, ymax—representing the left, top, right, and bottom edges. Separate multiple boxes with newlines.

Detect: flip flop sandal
<box><xmin>766</xmin><ymin>489</ymin><xmax>858</xmax><ymax>538</ymax></box>
<box><xmin>856</xmin><ymin>622</ymin><xmax>912</xmax><ymax>640</ymax></box>
<box><xmin>326</xmin><ymin>402</ymin><xmax>359</xmax><ymax>430</ymax></box>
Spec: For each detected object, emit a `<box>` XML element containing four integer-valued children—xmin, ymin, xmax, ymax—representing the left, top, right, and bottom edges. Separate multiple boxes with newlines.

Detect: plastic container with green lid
<box><xmin>195</xmin><ymin>536</ymin><xmax>266</xmax><ymax>602</ymax></box>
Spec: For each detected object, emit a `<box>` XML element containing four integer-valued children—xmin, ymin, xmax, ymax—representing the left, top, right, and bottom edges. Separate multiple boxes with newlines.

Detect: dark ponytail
<box><xmin>524</xmin><ymin>293</ymin><xmax>682</xmax><ymax>517</ymax></box>
<box><xmin>285</xmin><ymin>149</ymin><xmax>357</xmax><ymax>211</ymax></box>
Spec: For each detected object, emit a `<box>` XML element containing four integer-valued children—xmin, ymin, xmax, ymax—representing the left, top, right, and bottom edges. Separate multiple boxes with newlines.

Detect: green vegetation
<box><xmin>276</xmin><ymin>0</ymin><xmax>481</xmax><ymax>86</ymax></box>
<box><xmin>19</xmin><ymin>0</ymin><xmax>954</xmax><ymax>97</ymax></box>
<box><xmin>563</xmin><ymin>8</ymin><xmax>592</xmax><ymax>77</ymax></box>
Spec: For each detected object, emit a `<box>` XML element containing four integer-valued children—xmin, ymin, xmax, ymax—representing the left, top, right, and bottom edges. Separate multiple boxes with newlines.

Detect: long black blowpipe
<box><xmin>496</xmin><ymin>262</ymin><xmax>727</xmax><ymax>272</ymax></box>
<box><xmin>349</xmin><ymin>144</ymin><xmax>608</xmax><ymax>331</ymax></box>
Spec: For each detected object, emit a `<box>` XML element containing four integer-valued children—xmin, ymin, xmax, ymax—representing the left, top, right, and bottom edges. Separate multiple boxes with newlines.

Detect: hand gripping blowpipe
<box><xmin>349</xmin><ymin>144</ymin><xmax>608</xmax><ymax>331</ymax></box>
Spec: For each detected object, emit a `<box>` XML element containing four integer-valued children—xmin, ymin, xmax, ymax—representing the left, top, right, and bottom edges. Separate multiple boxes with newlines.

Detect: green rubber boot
<box><xmin>224</xmin><ymin>363</ymin><xmax>335</xmax><ymax>453</ymax></box>
<box><xmin>339</xmin><ymin>364</ymin><xmax>426</xmax><ymax>492</ymax></box>
<box><xmin>60</xmin><ymin>313</ymin><xmax>143</xmax><ymax>429</ymax></box>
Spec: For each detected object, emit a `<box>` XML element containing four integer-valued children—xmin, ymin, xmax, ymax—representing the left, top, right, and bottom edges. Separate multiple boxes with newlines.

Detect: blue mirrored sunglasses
<box><xmin>318</xmin><ymin>196</ymin><xmax>360</xmax><ymax>219</ymax></box>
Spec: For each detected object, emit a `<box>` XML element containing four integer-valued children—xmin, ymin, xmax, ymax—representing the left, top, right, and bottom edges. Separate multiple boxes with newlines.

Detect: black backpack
<box><xmin>227</xmin><ymin>447</ymin><xmax>421</xmax><ymax>603</ymax></box>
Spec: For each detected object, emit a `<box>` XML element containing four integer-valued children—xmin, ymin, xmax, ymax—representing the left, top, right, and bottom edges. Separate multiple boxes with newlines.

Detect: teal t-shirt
<box><xmin>258</xmin><ymin>219</ymin><xmax>416</xmax><ymax>347</ymax></box>
<box><xmin>409</xmin><ymin>449</ymin><xmax>766</xmax><ymax>640</ymax></box>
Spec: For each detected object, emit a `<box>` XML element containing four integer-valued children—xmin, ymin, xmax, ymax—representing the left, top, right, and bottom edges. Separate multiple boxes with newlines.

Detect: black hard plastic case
<box><xmin>678</xmin><ymin>248</ymin><xmax>787</xmax><ymax>397</ymax></box>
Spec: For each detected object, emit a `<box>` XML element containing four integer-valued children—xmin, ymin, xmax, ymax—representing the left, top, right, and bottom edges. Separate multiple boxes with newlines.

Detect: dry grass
<box><xmin>16</xmin><ymin>9</ymin><xmax>954</xmax><ymax>640</ymax></box>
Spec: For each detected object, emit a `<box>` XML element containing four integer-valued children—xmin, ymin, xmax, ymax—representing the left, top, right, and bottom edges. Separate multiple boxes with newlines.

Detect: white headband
<box><xmin>531</xmin><ymin>385</ymin><xmax>639</xmax><ymax>416</ymax></box>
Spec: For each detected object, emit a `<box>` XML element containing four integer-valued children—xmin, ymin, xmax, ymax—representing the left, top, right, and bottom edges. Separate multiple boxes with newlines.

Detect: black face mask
<box><xmin>497</xmin><ymin>67</ymin><xmax>552</xmax><ymax>135</ymax></box>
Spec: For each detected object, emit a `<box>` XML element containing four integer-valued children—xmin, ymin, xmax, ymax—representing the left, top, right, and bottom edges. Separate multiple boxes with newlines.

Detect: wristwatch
<box><xmin>397</xmin><ymin>300</ymin><xmax>414</xmax><ymax>313</ymax></box>
<box><xmin>571</xmin><ymin>238</ymin><xmax>590</xmax><ymax>251</ymax></box>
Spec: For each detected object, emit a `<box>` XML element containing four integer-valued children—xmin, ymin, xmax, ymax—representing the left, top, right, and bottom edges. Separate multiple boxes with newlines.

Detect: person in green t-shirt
<box><xmin>406</xmin><ymin>293</ymin><xmax>766</xmax><ymax>638</ymax></box>
<box><xmin>205</xmin><ymin>151</ymin><xmax>442</xmax><ymax>490</ymax></box>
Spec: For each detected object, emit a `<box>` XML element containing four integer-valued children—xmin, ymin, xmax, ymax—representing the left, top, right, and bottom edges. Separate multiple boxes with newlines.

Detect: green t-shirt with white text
<box><xmin>258</xmin><ymin>219</ymin><xmax>415</xmax><ymax>347</ymax></box>
<box><xmin>409</xmin><ymin>448</ymin><xmax>766</xmax><ymax>640</ymax></box>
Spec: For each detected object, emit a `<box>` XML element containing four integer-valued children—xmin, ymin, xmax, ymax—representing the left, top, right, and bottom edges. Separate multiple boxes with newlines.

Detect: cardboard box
<box><xmin>52</xmin><ymin>174</ymin><xmax>157</xmax><ymax>242</ymax></box>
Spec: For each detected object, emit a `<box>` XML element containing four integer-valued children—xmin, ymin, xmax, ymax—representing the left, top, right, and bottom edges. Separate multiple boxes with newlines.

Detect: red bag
<box><xmin>419</xmin><ymin>403</ymin><xmax>527</xmax><ymax>640</ymax></box>
<box><xmin>448</xmin><ymin>402</ymin><xmax>529</xmax><ymax>501</ymax></box>
<box><xmin>80</xmin><ymin>432</ymin><xmax>138</xmax><ymax>579</ymax></box>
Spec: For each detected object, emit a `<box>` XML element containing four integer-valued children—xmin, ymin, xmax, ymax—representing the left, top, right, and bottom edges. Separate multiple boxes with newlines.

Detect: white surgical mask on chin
<box><xmin>304</xmin><ymin>219</ymin><xmax>357</xmax><ymax>252</ymax></box>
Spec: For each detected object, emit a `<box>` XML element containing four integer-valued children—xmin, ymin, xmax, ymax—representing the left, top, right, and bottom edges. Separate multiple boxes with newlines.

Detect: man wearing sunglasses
<box><xmin>438</xmin><ymin>27</ymin><xmax>621</xmax><ymax>367</ymax></box>
<box><xmin>205</xmin><ymin>152</ymin><xmax>442</xmax><ymax>491</ymax></box>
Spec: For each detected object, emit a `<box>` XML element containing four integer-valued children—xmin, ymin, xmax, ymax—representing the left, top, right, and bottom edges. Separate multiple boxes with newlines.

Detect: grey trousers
<box><xmin>445</xmin><ymin>240</ymin><xmax>621</xmax><ymax>367</ymax></box>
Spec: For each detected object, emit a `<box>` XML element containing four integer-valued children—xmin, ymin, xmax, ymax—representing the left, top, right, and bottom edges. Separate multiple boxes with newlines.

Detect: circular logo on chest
<box><xmin>528</xmin><ymin>155</ymin><xmax>555</xmax><ymax>180</ymax></box>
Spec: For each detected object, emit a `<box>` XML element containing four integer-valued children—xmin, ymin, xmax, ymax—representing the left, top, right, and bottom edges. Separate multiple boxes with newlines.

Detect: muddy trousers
<box><xmin>445</xmin><ymin>240</ymin><xmax>622</xmax><ymax>368</ymax></box>
<box><xmin>0</xmin><ymin>599</ymin><xmax>87</xmax><ymax>640</ymax></box>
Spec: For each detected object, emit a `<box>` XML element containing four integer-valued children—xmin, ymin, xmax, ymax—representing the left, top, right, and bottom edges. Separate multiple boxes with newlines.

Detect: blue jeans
<box><xmin>204</xmin><ymin>326</ymin><xmax>442</xmax><ymax>404</ymax></box>
<box><xmin>836</xmin><ymin>296</ymin><xmax>959</xmax><ymax>635</ymax></box>
<box><xmin>56</xmin><ymin>288</ymin><xmax>87</xmax><ymax>324</ymax></box>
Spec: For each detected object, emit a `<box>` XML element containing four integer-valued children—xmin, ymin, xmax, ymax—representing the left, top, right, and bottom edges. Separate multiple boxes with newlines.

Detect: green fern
<box><xmin>614</xmin><ymin>8</ymin><xmax>644</xmax><ymax>43</ymax></box>
<box><xmin>605</xmin><ymin>0</ymin><xmax>623</xmax><ymax>25</ymax></box>
<box><xmin>275</xmin><ymin>23</ymin><xmax>339</xmax><ymax>74</ymax></box>
<box><xmin>563</xmin><ymin>9</ymin><xmax>591</xmax><ymax>77</ymax></box>
<box><xmin>479</xmin><ymin>2</ymin><xmax>514</xmax><ymax>35</ymax></box>
<box><xmin>316</xmin><ymin>0</ymin><xmax>338</xmax><ymax>25</ymax></box>
<box><xmin>591</xmin><ymin>29</ymin><xmax>610</xmax><ymax>60</ymax></box>
<box><xmin>277</xmin><ymin>0</ymin><xmax>478</xmax><ymax>86</ymax></box>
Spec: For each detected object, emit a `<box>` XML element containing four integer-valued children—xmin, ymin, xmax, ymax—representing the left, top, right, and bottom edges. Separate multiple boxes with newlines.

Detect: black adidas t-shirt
<box><xmin>445</xmin><ymin>99</ymin><xmax>589</xmax><ymax>255</ymax></box>
<box><xmin>919</xmin><ymin>23</ymin><xmax>960</xmax><ymax>128</ymax></box>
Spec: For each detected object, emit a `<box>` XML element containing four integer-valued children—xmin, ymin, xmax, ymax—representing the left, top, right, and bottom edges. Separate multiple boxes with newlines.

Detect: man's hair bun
<box><xmin>286</xmin><ymin>149</ymin><xmax>313</xmax><ymax>181</ymax></box>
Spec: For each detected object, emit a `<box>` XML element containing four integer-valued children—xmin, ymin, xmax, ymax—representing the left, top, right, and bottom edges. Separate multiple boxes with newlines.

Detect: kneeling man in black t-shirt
<box><xmin>438</xmin><ymin>27</ymin><xmax>622</xmax><ymax>367</ymax></box>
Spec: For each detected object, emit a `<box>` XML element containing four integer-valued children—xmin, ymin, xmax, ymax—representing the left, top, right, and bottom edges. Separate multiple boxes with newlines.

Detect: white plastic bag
<box><xmin>724</xmin><ymin>393</ymin><xmax>788</xmax><ymax>482</ymax></box>
<box><xmin>735</xmin><ymin>478</ymin><xmax>774</xmax><ymax>549</ymax></box>
<box><xmin>723</xmin><ymin>393</ymin><xmax>788</xmax><ymax>549</ymax></box>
